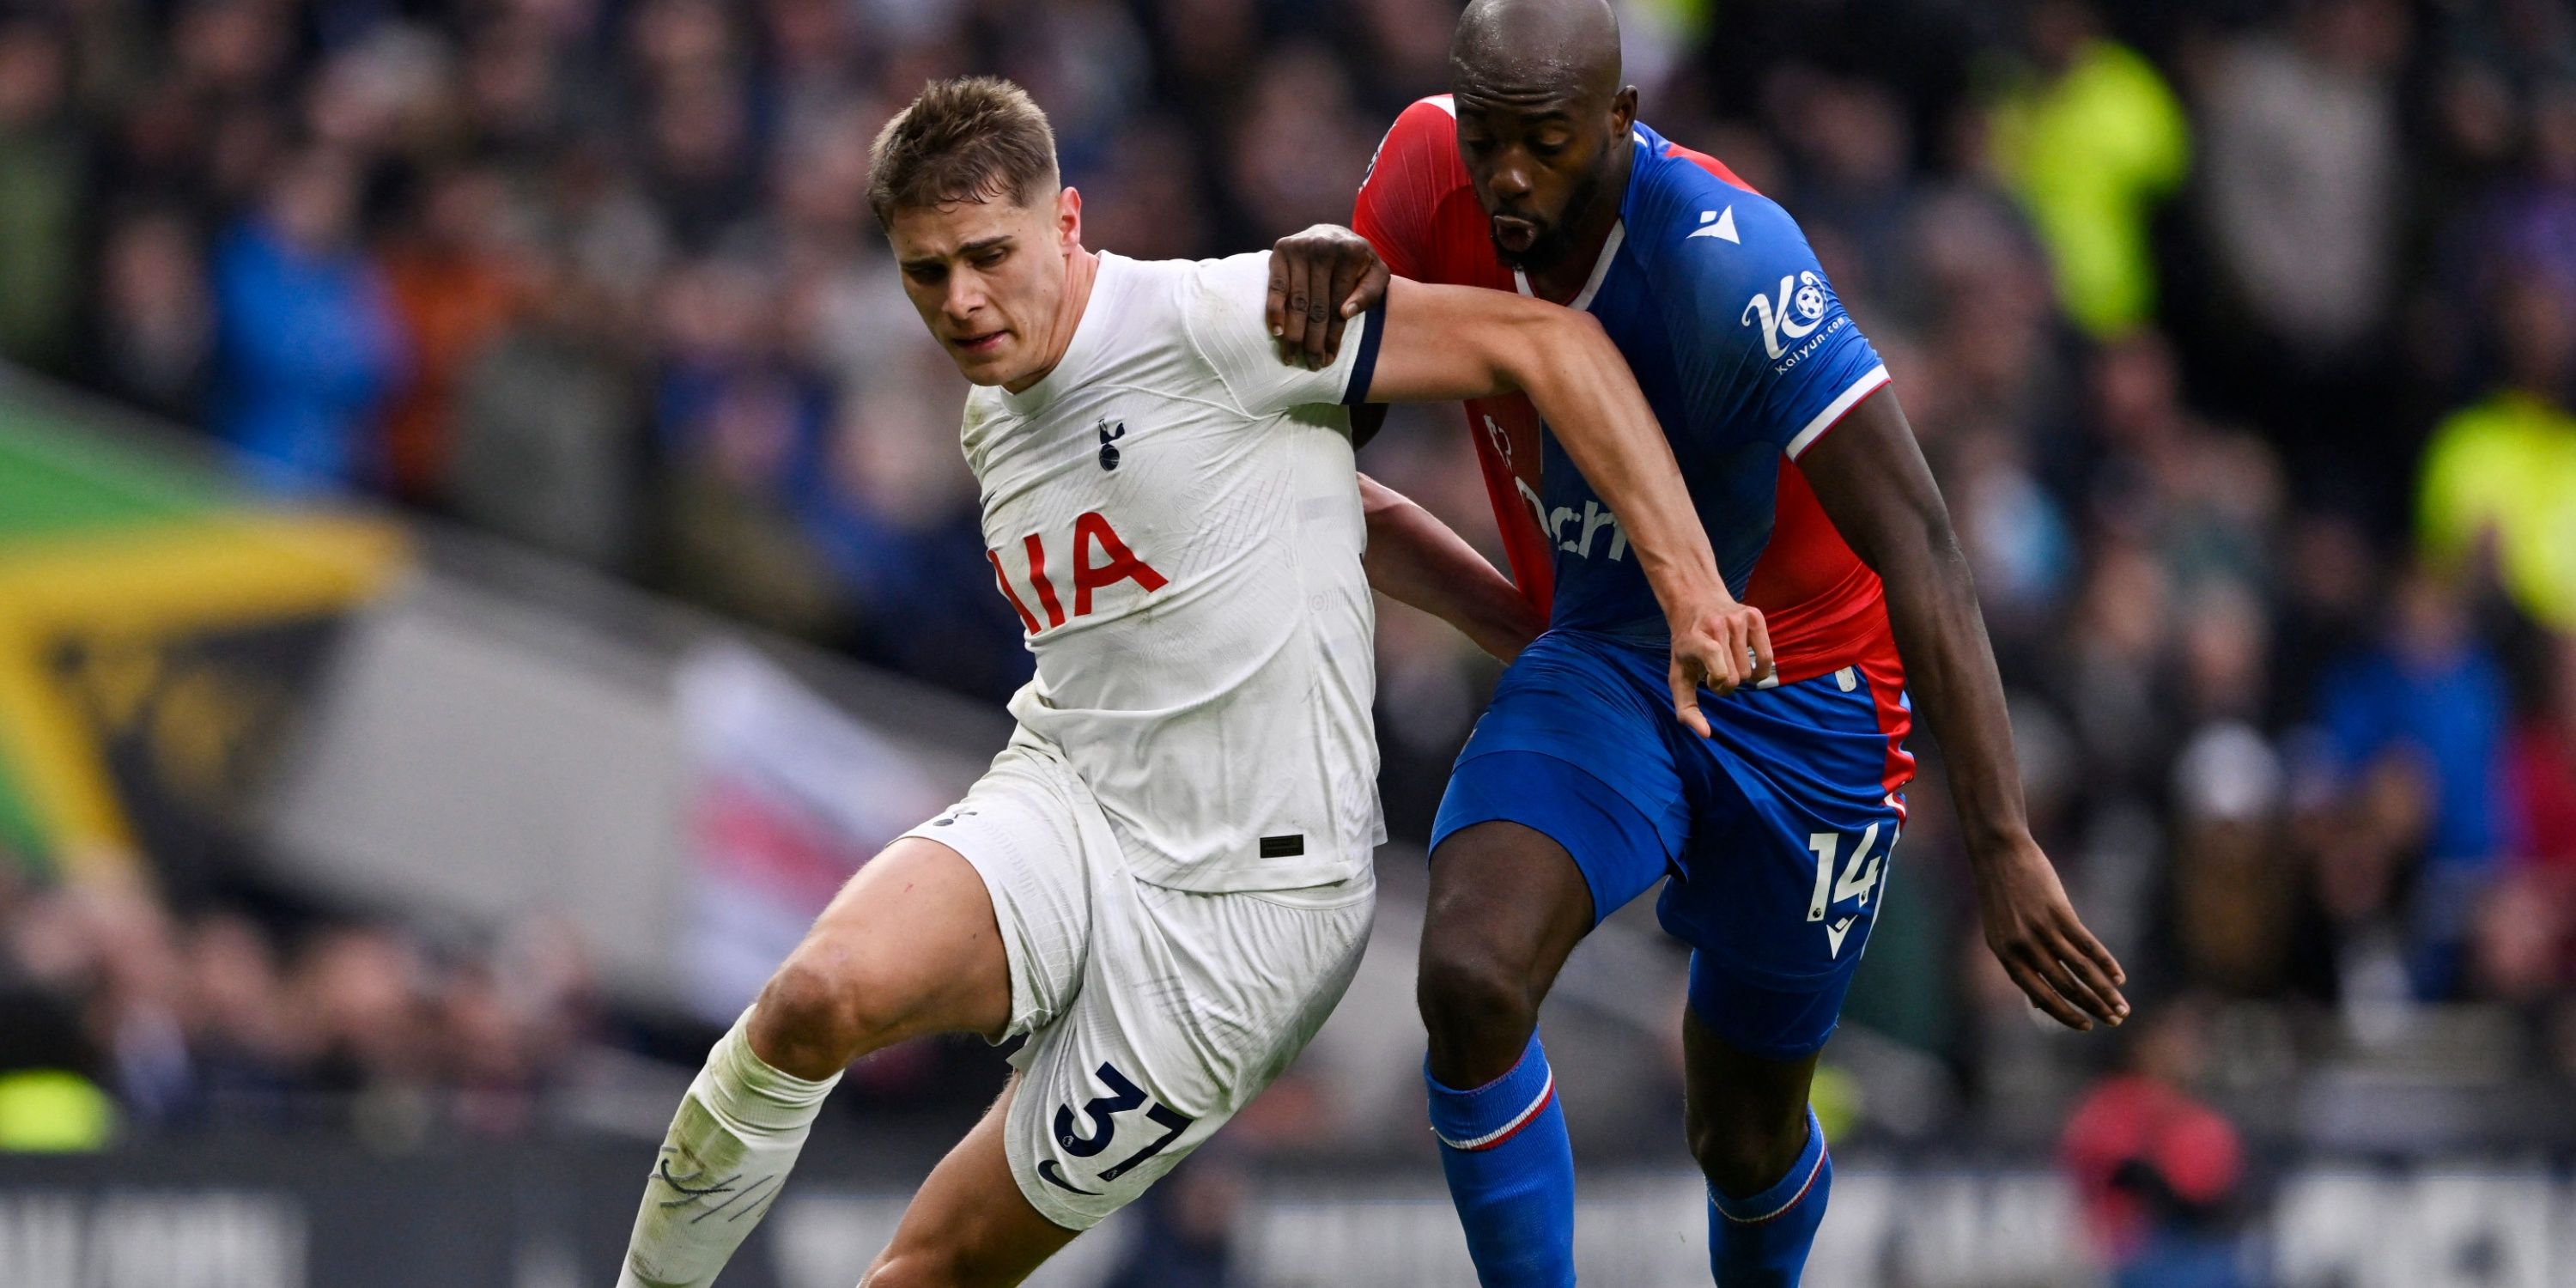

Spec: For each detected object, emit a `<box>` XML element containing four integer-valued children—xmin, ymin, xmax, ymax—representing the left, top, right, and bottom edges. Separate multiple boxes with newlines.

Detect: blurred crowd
<box><xmin>0</xmin><ymin>0</ymin><xmax>2572</xmax><ymax>1197</ymax></box>
<box><xmin>0</xmin><ymin>864</ymin><xmax>601</xmax><ymax>1147</ymax></box>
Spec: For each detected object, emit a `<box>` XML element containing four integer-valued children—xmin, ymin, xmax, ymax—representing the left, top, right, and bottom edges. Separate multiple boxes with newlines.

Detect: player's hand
<box><xmin>1975</xmin><ymin>838</ymin><xmax>2129</xmax><ymax>1031</ymax></box>
<box><xmin>1267</xmin><ymin>224</ymin><xmax>1388</xmax><ymax>370</ymax></box>
<box><xmin>1665</xmin><ymin>592</ymin><xmax>1773</xmax><ymax>737</ymax></box>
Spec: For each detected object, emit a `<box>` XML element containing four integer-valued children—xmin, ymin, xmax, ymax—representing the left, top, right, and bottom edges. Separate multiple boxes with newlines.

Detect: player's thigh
<box><xmin>1421</xmin><ymin>819</ymin><xmax>1596</xmax><ymax>1001</ymax></box>
<box><xmin>864</xmin><ymin>1077</ymin><xmax>1080</xmax><ymax>1288</ymax></box>
<box><xmin>756</xmin><ymin>836</ymin><xmax>1013</xmax><ymax>1067</ymax></box>
<box><xmin>1424</xmin><ymin>634</ymin><xmax>1692</xmax><ymax>981</ymax></box>
<box><xmin>760</xmin><ymin>740</ymin><xmax>1120</xmax><ymax>1070</ymax></box>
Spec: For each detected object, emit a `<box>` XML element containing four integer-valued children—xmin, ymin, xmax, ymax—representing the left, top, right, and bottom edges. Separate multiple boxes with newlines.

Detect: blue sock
<box><xmin>1706</xmin><ymin>1106</ymin><xmax>1831</xmax><ymax>1287</ymax></box>
<box><xmin>1425</xmin><ymin>1032</ymin><xmax>1576</xmax><ymax>1288</ymax></box>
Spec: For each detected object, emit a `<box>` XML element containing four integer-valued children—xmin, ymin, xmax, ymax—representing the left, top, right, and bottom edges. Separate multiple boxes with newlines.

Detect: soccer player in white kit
<box><xmin>617</xmin><ymin>76</ymin><xmax>1768</xmax><ymax>1288</ymax></box>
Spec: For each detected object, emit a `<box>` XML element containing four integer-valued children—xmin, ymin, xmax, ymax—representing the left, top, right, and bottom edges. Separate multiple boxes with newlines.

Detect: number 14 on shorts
<box><xmin>1807</xmin><ymin>823</ymin><xmax>1891</xmax><ymax>920</ymax></box>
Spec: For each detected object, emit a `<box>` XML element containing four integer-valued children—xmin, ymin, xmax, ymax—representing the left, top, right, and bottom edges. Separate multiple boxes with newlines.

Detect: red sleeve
<box><xmin>1350</xmin><ymin>97</ymin><xmax>1558</xmax><ymax>621</ymax></box>
<box><xmin>1352</xmin><ymin>98</ymin><xmax>1460</xmax><ymax>282</ymax></box>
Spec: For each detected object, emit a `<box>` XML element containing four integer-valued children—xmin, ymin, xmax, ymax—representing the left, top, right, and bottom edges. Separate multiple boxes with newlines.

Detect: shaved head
<box><xmin>1445</xmin><ymin>0</ymin><xmax>1636</xmax><ymax>276</ymax></box>
<box><xmin>1450</xmin><ymin>0</ymin><xmax>1621</xmax><ymax>106</ymax></box>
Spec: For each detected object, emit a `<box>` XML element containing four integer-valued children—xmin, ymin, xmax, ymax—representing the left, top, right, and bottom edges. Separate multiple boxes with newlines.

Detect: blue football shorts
<box><xmin>1431</xmin><ymin>629</ymin><xmax>1913</xmax><ymax>1061</ymax></box>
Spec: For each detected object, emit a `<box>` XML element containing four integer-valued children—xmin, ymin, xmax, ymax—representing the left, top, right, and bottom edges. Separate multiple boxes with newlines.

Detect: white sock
<box><xmin>618</xmin><ymin>1009</ymin><xmax>841</xmax><ymax>1288</ymax></box>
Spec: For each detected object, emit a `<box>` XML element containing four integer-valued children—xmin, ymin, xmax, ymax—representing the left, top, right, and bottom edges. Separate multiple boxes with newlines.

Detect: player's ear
<box><xmin>1054</xmin><ymin>185</ymin><xmax>1084</xmax><ymax>252</ymax></box>
<box><xmin>1611</xmin><ymin>87</ymin><xmax>1637</xmax><ymax>136</ymax></box>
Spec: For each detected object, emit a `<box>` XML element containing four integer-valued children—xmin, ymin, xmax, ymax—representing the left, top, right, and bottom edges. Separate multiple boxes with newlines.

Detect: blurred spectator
<box><xmin>90</xmin><ymin>208</ymin><xmax>214</xmax><ymax>421</ymax></box>
<box><xmin>2060</xmin><ymin>1001</ymin><xmax>2256</xmax><ymax>1288</ymax></box>
<box><xmin>2195</xmin><ymin>0</ymin><xmax>2408</xmax><ymax>365</ymax></box>
<box><xmin>447</xmin><ymin>260</ymin><xmax>644</xmax><ymax>568</ymax></box>
<box><xmin>806</xmin><ymin>361</ymin><xmax>1032</xmax><ymax>703</ymax></box>
<box><xmin>0</xmin><ymin>12</ymin><xmax>84</xmax><ymax>374</ymax></box>
<box><xmin>2415</xmin><ymin>276</ymin><xmax>2576</xmax><ymax>633</ymax></box>
<box><xmin>653</xmin><ymin>257</ymin><xmax>846</xmax><ymax>635</ymax></box>
<box><xmin>0</xmin><ymin>871</ymin><xmax>115</xmax><ymax>1151</ymax></box>
<box><xmin>179</xmin><ymin>912</ymin><xmax>301</xmax><ymax>1124</ymax></box>
<box><xmin>2169</xmin><ymin>723</ymin><xmax>2294</xmax><ymax>997</ymax></box>
<box><xmin>2316</xmin><ymin>568</ymin><xmax>2512</xmax><ymax>996</ymax></box>
<box><xmin>1099</xmin><ymin>1156</ymin><xmax>1247</xmax><ymax>1288</ymax></box>
<box><xmin>2508</xmin><ymin>633</ymin><xmax>2576</xmax><ymax>872</ymax></box>
<box><xmin>1225</xmin><ymin>44</ymin><xmax>1375</xmax><ymax>240</ymax></box>
<box><xmin>209</xmin><ymin>148</ymin><xmax>407</xmax><ymax>490</ymax></box>
<box><xmin>0</xmin><ymin>818</ymin><xmax>613</xmax><ymax>1144</ymax></box>
<box><xmin>1987</xmin><ymin>0</ymin><xmax>2190</xmax><ymax>337</ymax></box>
<box><xmin>380</xmin><ymin>165</ymin><xmax>530</xmax><ymax>503</ymax></box>
<box><xmin>2477</xmin><ymin>634</ymin><xmax>2576</xmax><ymax>1018</ymax></box>
<box><xmin>1771</xmin><ymin>70</ymin><xmax>1920</xmax><ymax>307</ymax></box>
<box><xmin>1080</xmin><ymin>119</ymin><xmax>1214</xmax><ymax>261</ymax></box>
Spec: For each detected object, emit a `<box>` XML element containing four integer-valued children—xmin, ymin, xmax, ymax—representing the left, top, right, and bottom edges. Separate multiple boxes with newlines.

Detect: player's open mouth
<box><xmin>1491</xmin><ymin>216</ymin><xmax>1540</xmax><ymax>252</ymax></box>
<box><xmin>951</xmin><ymin>330</ymin><xmax>1007</xmax><ymax>355</ymax></box>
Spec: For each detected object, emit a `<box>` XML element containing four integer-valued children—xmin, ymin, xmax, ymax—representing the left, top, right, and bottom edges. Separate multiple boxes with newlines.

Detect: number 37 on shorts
<box><xmin>1031</xmin><ymin>1061</ymin><xmax>1195</xmax><ymax>1198</ymax></box>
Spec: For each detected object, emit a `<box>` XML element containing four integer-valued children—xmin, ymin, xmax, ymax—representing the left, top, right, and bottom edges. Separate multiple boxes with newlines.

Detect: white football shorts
<box><xmin>899</xmin><ymin>731</ymin><xmax>1375</xmax><ymax>1230</ymax></box>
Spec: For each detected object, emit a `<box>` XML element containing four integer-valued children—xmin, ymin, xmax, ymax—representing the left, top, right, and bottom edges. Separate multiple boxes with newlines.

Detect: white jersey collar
<box><xmin>1511</xmin><ymin>220</ymin><xmax>1625</xmax><ymax>312</ymax></box>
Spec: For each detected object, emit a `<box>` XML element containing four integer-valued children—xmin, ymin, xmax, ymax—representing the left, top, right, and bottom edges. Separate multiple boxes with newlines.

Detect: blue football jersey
<box><xmin>1522</xmin><ymin>122</ymin><xmax>1890</xmax><ymax>643</ymax></box>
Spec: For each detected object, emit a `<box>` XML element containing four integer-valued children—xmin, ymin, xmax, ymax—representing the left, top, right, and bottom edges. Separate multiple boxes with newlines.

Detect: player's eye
<box><xmin>904</xmin><ymin>264</ymin><xmax>946</xmax><ymax>286</ymax></box>
<box><xmin>972</xmin><ymin>246</ymin><xmax>1010</xmax><ymax>270</ymax></box>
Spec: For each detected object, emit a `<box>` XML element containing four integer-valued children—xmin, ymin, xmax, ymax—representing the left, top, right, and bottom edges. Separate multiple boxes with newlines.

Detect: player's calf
<box><xmin>1684</xmin><ymin>1004</ymin><xmax>1834</xmax><ymax>1287</ymax></box>
<box><xmin>618</xmin><ymin>839</ymin><xmax>1014</xmax><ymax>1288</ymax></box>
<box><xmin>1415</xmin><ymin>823</ymin><xmax>1598</xmax><ymax>1288</ymax></box>
<box><xmin>855</xmin><ymin>1094</ymin><xmax>1078</xmax><ymax>1288</ymax></box>
<box><xmin>861</xmin><ymin>1233</ymin><xmax>1054</xmax><ymax>1288</ymax></box>
<box><xmin>1684</xmin><ymin>1074</ymin><xmax>1815</xmax><ymax>1201</ymax></box>
<box><xmin>617</xmin><ymin>1010</ymin><xmax>840</xmax><ymax>1288</ymax></box>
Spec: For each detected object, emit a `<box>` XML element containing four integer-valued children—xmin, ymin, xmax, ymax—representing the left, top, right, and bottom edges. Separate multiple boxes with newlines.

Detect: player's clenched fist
<box><xmin>1666</xmin><ymin>593</ymin><xmax>1774</xmax><ymax>737</ymax></box>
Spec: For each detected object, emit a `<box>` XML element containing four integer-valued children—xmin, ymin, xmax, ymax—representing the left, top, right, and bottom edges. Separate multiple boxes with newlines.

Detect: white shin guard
<box><xmin>618</xmin><ymin>1010</ymin><xmax>841</xmax><ymax>1288</ymax></box>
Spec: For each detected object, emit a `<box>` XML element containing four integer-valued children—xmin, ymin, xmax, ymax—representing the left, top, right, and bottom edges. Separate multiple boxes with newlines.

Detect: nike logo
<box><xmin>653</xmin><ymin>1155</ymin><xmax>741</xmax><ymax>1206</ymax></box>
<box><xmin>1037</xmin><ymin>1159</ymin><xmax>1100</xmax><ymax>1195</ymax></box>
<box><xmin>1825</xmin><ymin>915</ymin><xmax>1858</xmax><ymax>959</ymax></box>
<box><xmin>1687</xmin><ymin>206</ymin><xmax>1740</xmax><ymax>243</ymax></box>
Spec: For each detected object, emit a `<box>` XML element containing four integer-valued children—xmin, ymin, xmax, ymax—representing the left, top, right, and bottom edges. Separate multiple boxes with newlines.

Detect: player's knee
<box><xmin>1687</xmin><ymin>1097</ymin><xmax>1810</xmax><ymax>1198</ymax></box>
<box><xmin>752</xmin><ymin>950</ymin><xmax>904</xmax><ymax>1076</ymax></box>
<box><xmin>1416</xmin><ymin>933</ymin><xmax>1540</xmax><ymax>1058</ymax></box>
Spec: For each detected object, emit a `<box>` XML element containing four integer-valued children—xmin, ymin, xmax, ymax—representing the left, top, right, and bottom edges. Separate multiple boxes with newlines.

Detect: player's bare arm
<box><xmin>1360</xmin><ymin>473</ymin><xmax>1545</xmax><ymax>661</ymax></box>
<box><xmin>1330</xmin><ymin>267</ymin><xmax>1773</xmax><ymax>726</ymax></box>
<box><xmin>1268</xmin><ymin>228</ymin><xmax>1552</xmax><ymax>662</ymax></box>
<box><xmin>1795</xmin><ymin>391</ymin><xmax>2130</xmax><ymax>1031</ymax></box>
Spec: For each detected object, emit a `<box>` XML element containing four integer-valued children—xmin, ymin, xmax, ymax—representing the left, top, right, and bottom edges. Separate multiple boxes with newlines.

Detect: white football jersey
<box><xmin>961</xmin><ymin>251</ymin><xmax>1387</xmax><ymax>892</ymax></box>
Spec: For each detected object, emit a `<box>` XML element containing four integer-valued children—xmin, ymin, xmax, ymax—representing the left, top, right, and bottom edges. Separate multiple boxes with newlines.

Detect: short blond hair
<box><xmin>867</xmin><ymin>76</ymin><xmax>1060</xmax><ymax>228</ymax></box>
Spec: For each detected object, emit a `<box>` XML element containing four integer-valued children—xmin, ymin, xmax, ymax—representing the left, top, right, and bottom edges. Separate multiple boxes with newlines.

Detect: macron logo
<box><xmin>1826</xmin><ymin>915</ymin><xmax>1858</xmax><ymax>959</ymax></box>
<box><xmin>1686</xmin><ymin>206</ymin><xmax>1740</xmax><ymax>243</ymax></box>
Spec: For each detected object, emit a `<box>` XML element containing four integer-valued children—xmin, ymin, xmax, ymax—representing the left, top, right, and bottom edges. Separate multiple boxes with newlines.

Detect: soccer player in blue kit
<box><xmin>1263</xmin><ymin>1</ymin><xmax>2131</xmax><ymax>1284</ymax></box>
